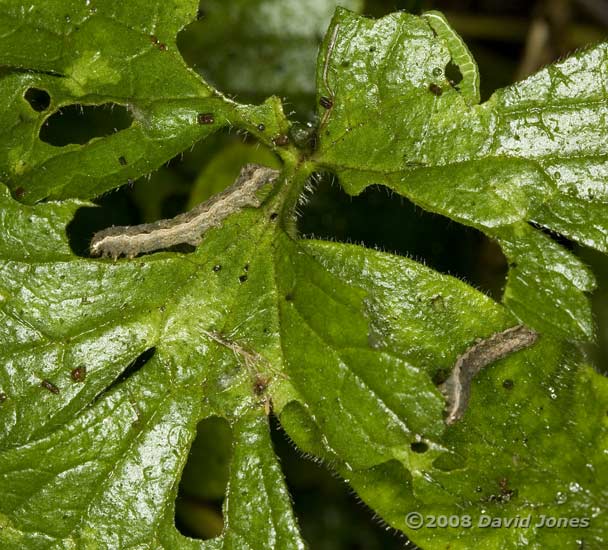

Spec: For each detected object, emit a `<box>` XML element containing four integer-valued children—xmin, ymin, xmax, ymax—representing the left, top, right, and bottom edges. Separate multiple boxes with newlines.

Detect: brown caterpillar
<box><xmin>439</xmin><ymin>325</ymin><xmax>539</xmax><ymax>424</ymax></box>
<box><xmin>90</xmin><ymin>164</ymin><xmax>279</xmax><ymax>259</ymax></box>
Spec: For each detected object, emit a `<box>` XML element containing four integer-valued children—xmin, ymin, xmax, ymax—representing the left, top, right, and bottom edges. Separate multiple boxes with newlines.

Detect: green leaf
<box><xmin>1</xmin><ymin>4</ymin><xmax>608</xmax><ymax>550</ymax></box>
<box><xmin>314</xmin><ymin>7</ymin><xmax>608</xmax><ymax>340</ymax></box>
<box><xmin>0</xmin><ymin>0</ymin><xmax>290</xmax><ymax>202</ymax></box>
<box><xmin>221</xmin><ymin>412</ymin><xmax>306</xmax><ymax>550</ymax></box>
<box><xmin>0</xmin><ymin>176</ymin><xmax>308</xmax><ymax>548</ymax></box>
<box><xmin>280</xmin><ymin>240</ymin><xmax>608</xmax><ymax>550</ymax></box>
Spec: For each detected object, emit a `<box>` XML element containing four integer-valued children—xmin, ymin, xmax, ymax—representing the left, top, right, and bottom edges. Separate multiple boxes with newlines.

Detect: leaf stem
<box><xmin>272</xmin><ymin>157</ymin><xmax>315</xmax><ymax>239</ymax></box>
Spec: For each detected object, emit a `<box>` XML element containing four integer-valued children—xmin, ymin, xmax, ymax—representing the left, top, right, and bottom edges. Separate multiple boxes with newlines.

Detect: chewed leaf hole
<box><xmin>67</xmin><ymin>133</ymin><xmax>277</xmax><ymax>258</ymax></box>
<box><xmin>175</xmin><ymin>416</ymin><xmax>231</xmax><ymax>540</ymax></box>
<box><xmin>93</xmin><ymin>348</ymin><xmax>157</xmax><ymax>403</ymax></box>
<box><xmin>445</xmin><ymin>60</ymin><xmax>463</xmax><ymax>86</ymax></box>
<box><xmin>39</xmin><ymin>103</ymin><xmax>133</xmax><ymax>146</ymax></box>
<box><xmin>528</xmin><ymin>221</ymin><xmax>575</xmax><ymax>250</ymax></box>
<box><xmin>410</xmin><ymin>441</ymin><xmax>429</xmax><ymax>453</ymax></box>
<box><xmin>67</xmin><ymin>192</ymin><xmax>140</xmax><ymax>257</ymax></box>
<box><xmin>66</xmin><ymin>144</ymin><xmax>208</xmax><ymax>257</ymax></box>
<box><xmin>107</xmin><ymin>348</ymin><xmax>156</xmax><ymax>392</ymax></box>
<box><xmin>299</xmin><ymin>174</ymin><xmax>508</xmax><ymax>300</ymax></box>
<box><xmin>24</xmin><ymin>87</ymin><xmax>51</xmax><ymax>112</ymax></box>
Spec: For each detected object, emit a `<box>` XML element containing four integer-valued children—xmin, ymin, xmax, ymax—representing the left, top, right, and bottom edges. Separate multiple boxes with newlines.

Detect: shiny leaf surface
<box><xmin>314</xmin><ymin>8</ymin><xmax>608</xmax><ymax>341</ymax></box>
<box><xmin>1</xmin><ymin>3</ymin><xmax>607</xmax><ymax>550</ymax></box>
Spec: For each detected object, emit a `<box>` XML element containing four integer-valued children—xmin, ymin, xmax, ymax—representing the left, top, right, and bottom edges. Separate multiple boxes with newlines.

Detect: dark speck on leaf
<box><xmin>118</xmin><ymin>156</ymin><xmax>127</xmax><ymax>166</ymax></box>
<box><xmin>270</xmin><ymin>212</ymin><xmax>278</xmax><ymax>221</ymax></box>
<box><xmin>197</xmin><ymin>113</ymin><xmax>215</xmax><ymax>125</ymax></box>
<box><xmin>14</xmin><ymin>187</ymin><xmax>25</xmax><ymax>199</ymax></box>
<box><xmin>239</xmin><ymin>275</ymin><xmax>248</xmax><ymax>283</ymax></box>
<box><xmin>0</xmin><ymin>392</ymin><xmax>6</xmax><ymax>403</ymax></box>
<box><xmin>285</xmin><ymin>293</ymin><xmax>294</xmax><ymax>302</ymax></box>
<box><xmin>213</xmin><ymin>264</ymin><xmax>222</xmax><ymax>272</ymax></box>
<box><xmin>158</xmin><ymin>43</ymin><xmax>167</xmax><ymax>51</ymax></box>
<box><xmin>253</xmin><ymin>375</ymin><xmax>268</xmax><ymax>395</ymax></box>
<box><xmin>71</xmin><ymin>366</ymin><xmax>87</xmax><ymax>382</ymax></box>
<box><xmin>150</xmin><ymin>34</ymin><xmax>159</xmax><ymax>44</ymax></box>
<box><xmin>257</xmin><ymin>123</ymin><xmax>266</xmax><ymax>132</ymax></box>
<box><xmin>41</xmin><ymin>379</ymin><xmax>60</xmax><ymax>394</ymax></box>
<box><xmin>429</xmin><ymin>83</ymin><xmax>443</xmax><ymax>96</ymax></box>
<box><xmin>273</xmin><ymin>134</ymin><xmax>290</xmax><ymax>147</ymax></box>
<box><xmin>319</xmin><ymin>96</ymin><xmax>333</xmax><ymax>109</ymax></box>
<box><xmin>243</xmin><ymin>264</ymin><xmax>249</xmax><ymax>272</ymax></box>
<box><xmin>503</xmin><ymin>379</ymin><xmax>514</xmax><ymax>390</ymax></box>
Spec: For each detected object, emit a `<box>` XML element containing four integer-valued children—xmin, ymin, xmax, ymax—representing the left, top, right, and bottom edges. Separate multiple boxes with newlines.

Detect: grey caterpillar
<box><xmin>90</xmin><ymin>164</ymin><xmax>279</xmax><ymax>259</ymax></box>
<box><xmin>439</xmin><ymin>325</ymin><xmax>539</xmax><ymax>425</ymax></box>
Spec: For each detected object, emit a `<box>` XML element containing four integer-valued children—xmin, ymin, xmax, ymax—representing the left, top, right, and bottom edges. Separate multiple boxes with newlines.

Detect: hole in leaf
<box><xmin>175</xmin><ymin>416</ymin><xmax>231</xmax><ymax>540</ymax></box>
<box><xmin>93</xmin><ymin>348</ymin><xmax>156</xmax><ymax>404</ymax></box>
<box><xmin>528</xmin><ymin>221</ymin><xmax>575</xmax><ymax>250</ymax></box>
<box><xmin>24</xmin><ymin>87</ymin><xmax>51</xmax><ymax>112</ymax></box>
<box><xmin>270</xmin><ymin>415</ymin><xmax>407</xmax><ymax>549</ymax></box>
<box><xmin>298</xmin><ymin>174</ymin><xmax>508</xmax><ymax>300</ymax></box>
<box><xmin>578</xmin><ymin>247</ymin><xmax>608</xmax><ymax>375</ymax></box>
<box><xmin>67</xmin><ymin>191</ymin><xmax>140</xmax><ymax>257</ymax></box>
<box><xmin>410</xmin><ymin>441</ymin><xmax>428</xmax><ymax>453</ymax></box>
<box><xmin>66</xmin><ymin>144</ymin><xmax>207</xmax><ymax>258</ymax></box>
<box><xmin>121</xmin><ymin>347</ymin><xmax>156</xmax><ymax>377</ymax></box>
<box><xmin>110</xmin><ymin>348</ymin><xmax>156</xmax><ymax>390</ymax></box>
<box><xmin>445</xmin><ymin>60</ymin><xmax>463</xmax><ymax>87</ymax></box>
<box><xmin>39</xmin><ymin>103</ymin><xmax>133</xmax><ymax>146</ymax></box>
<box><xmin>67</xmin><ymin>131</ymin><xmax>279</xmax><ymax>258</ymax></box>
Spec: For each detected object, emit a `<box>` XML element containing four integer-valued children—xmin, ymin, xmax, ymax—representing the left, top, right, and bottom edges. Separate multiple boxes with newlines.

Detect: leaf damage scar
<box><xmin>202</xmin><ymin>329</ymin><xmax>277</xmax><ymax>415</ymax></box>
<box><xmin>41</xmin><ymin>379</ymin><xmax>60</xmax><ymax>394</ymax></box>
<box><xmin>439</xmin><ymin>325</ymin><xmax>539</xmax><ymax>425</ymax></box>
<box><xmin>90</xmin><ymin>164</ymin><xmax>279</xmax><ymax>259</ymax></box>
